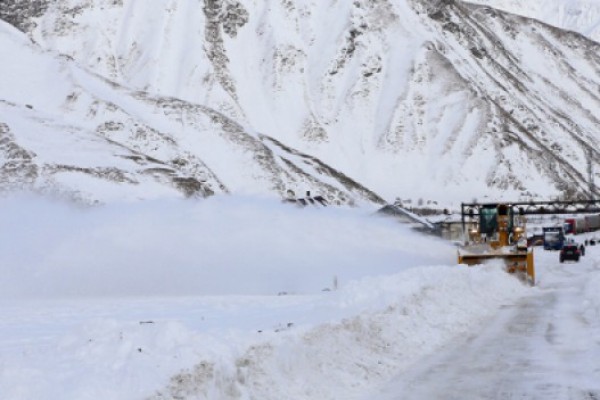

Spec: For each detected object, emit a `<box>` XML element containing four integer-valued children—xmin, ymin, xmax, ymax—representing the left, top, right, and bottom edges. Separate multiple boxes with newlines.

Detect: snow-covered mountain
<box><xmin>1</xmin><ymin>0</ymin><xmax>600</xmax><ymax>205</ymax></box>
<box><xmin>468</xmin><ymin>0</ymin><xmax>600</xmax><ymax>43</ymax></box>
<box><xmin>0</xmin><ymin>18</ymin><xmax>382</xmax><ymax>205</ymax></box>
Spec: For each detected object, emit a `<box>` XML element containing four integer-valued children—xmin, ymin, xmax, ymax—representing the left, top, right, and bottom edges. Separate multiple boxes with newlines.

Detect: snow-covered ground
<box><xmin>1</xmin><ymin>194</ymin><xmax>599</xmax><ymax>399</ymax></box>
<box><xmin>366</xmin><ymin>241</ymin><xmax>600</xmax><ymax>399</ymax></box>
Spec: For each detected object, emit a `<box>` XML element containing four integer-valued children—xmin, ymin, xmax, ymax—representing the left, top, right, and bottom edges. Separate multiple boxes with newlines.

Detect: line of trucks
<box><xmin>540</xmin><ymin>214</ymin><xmax>600</xmax><ymax>250</ymax></box>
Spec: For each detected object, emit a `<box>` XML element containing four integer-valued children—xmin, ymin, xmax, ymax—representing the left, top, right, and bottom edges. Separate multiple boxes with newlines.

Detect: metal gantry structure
<box><xmin>460</xmin><ymin>199</ymin><xmax>600</xmax><ymax>232</ymax></box>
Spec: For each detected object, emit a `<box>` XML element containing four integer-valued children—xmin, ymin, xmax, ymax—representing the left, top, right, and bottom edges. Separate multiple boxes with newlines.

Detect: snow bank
<box><xmin>0</xmin><ymin>265</ymin><xmax>528</xmax><ymax>400</ymax></box>
<box><xmin>150</xmin><ymin>267</ymin><xmax>528</xmax><ymax>399</ymax></box>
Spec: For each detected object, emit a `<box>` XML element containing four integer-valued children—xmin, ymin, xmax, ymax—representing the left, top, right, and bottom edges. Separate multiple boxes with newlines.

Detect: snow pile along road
<box><xmin>149</xmin><ymin>267</ymin><xmax>528</xmax><ymax>400</ymax></box>
<box><xmin>365</xmin><ymin>241</ymin><xmax>600</xmax><ymax>399</ymax></box>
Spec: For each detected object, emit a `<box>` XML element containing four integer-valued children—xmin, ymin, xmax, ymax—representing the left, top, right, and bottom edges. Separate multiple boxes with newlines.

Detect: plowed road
<box><xmin>367</xmin><ymin>246</ymin><xmax>600</xmax><ymax>400</ymax></box>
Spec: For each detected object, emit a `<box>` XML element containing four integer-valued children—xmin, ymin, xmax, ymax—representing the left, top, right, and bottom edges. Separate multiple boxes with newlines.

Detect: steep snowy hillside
<box><xmin>0</xmin><ymin>20</ymin><xmax>382</xmax><ymax>204</ymax></box>
<box><xmin>1</xmin><ymin>0</ymin><xmax>599</xmax><ymax>204</ymax></box>
<box><xmin>467</xmin><ymin>0</ymin><xmax>600</xmax><ymax>43</ymax></box>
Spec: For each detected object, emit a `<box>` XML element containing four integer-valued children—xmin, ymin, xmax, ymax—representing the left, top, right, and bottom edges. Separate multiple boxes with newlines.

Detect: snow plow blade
<box><xmin>458</xmin><ymin>247</ymin><xmax>535</xmax><ymax>286</ymax></box>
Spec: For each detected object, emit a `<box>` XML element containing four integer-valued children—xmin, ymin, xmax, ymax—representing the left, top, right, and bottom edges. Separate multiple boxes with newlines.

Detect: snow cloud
<box><xmin>0</xmin><ymin>193</ymin><xmax>455</xmax><ymax>299</ymax></box>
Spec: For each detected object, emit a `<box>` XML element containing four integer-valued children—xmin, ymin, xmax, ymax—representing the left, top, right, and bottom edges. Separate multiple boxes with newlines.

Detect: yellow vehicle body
<box><xmin>458</xmin><ymin>203</ymin><xmax>535</xmax><ymax>285</ymax></box>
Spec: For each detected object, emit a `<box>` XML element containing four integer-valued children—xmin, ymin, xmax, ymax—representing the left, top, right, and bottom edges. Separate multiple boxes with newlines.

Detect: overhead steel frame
<box><xmin>460</xmin><ymin>200</ymin><xmax>600</xmax><ymax>233</ymax></box>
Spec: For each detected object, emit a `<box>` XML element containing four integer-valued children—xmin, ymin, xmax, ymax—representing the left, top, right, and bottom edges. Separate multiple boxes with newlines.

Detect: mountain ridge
<box><xmin>1</xmin><ymin>0</ymin><xmax>599</xmax><ymax>206</ymax></box>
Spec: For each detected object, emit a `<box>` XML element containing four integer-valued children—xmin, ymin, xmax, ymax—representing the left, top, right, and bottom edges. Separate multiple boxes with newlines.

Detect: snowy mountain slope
<box><xmin>0</xmin><ymin>20</ymin><xmax>383</xmax><ymax>204</ymax></box>
<box><xmin>1</xmin><ymin>0</ymin><xmax>600</xmax><ymax>203</ymax></box>
<box><xmin>409</xmin><ymin>0</ymin><xmax>600</xmax><ymax>199</ymax></box>
<box><xmin>467</xmin><ymin>0</ymin><xmax>600</xmax><ymax>43</ymax></box>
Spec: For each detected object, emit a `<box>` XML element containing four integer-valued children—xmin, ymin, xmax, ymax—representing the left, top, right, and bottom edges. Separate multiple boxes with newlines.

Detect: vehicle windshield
<box><xmin>480</xmin><ymin>207</ymin><xmax>498</xmax><ymax>236</ymax></box>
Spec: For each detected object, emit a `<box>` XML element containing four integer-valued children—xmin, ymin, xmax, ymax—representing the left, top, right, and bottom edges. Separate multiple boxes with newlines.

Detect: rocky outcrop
<box><xmin>0</xmin><ymin>0</ymin><xmax>49</xmax><ymax>32</ymax></box>
<box><xmin>203</xmin><ymin>0</ymin><xmax>249</xmax><ymax>100</ymax></box>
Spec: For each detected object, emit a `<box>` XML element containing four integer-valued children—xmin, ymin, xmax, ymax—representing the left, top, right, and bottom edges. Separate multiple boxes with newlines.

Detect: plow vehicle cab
<box><xmin>458</xmin><ymin>203</ymin><xmax>535</xmax><ymax>285</ymax></box>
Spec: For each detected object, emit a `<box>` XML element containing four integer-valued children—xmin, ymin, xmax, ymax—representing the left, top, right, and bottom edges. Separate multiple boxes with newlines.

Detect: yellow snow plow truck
<box><xmin>458</xmin><ymin>203</ymin><xmax>535</xmax><ymax>285</ymax></box>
